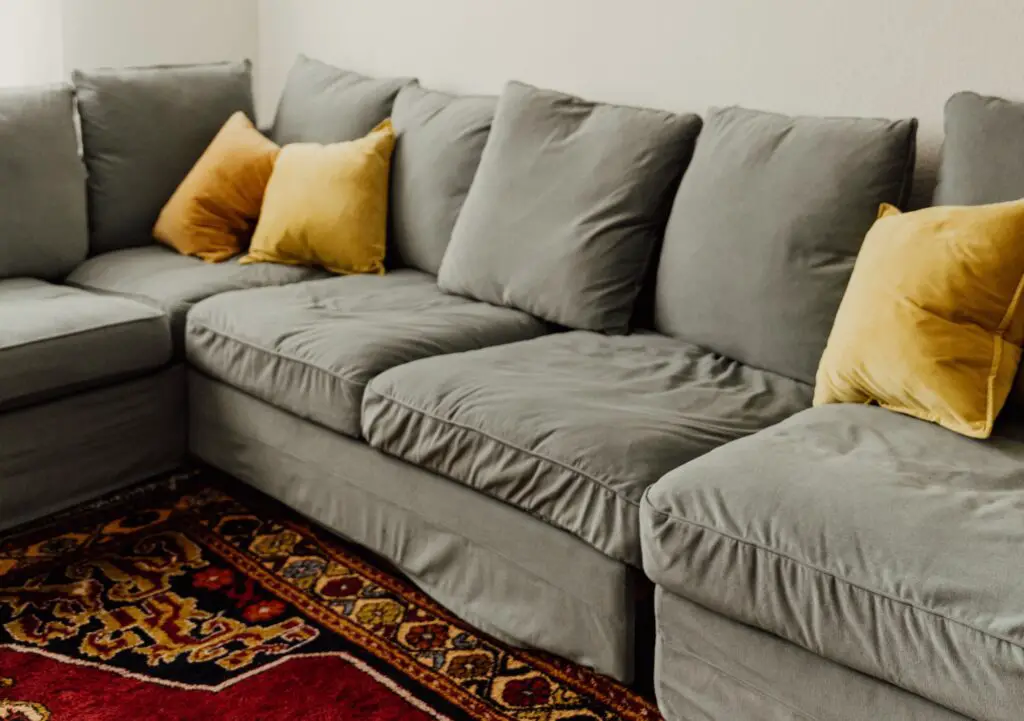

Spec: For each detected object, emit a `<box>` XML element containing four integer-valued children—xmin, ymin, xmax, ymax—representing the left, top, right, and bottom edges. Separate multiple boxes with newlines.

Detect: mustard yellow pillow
<box><xmin>815</xmin><ymin>200</ymin><xmax>1024</xmax><ymax>438</ymax></box>
<box><xmin>241</xmin><ymin>120</ymin><xmax>395</xmax><ymax>274</ymax></box>
<box><xmin>154</xmin><ymin>112</ymin><xmax>280</xmax><ymax>262</ymax></box>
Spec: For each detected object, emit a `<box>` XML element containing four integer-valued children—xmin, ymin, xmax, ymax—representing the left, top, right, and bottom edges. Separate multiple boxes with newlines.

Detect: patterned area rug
<box><xmin>0</xmin><ymin>467</ymin><xmax>660</xmax><ymax>720</ymax></box>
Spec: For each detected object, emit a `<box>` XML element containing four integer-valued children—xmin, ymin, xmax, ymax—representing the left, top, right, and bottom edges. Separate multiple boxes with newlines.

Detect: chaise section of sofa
<box><xmin>642</xmin><ymin>404</ymin><xmax>1024</xmax><ymax>720</ymax></box>
<box><xmin>0</xmin><ymin>80</ymin><xmax>185</xmax><ymax>528</ymax></box>
<box><xmin>0</xmin><ymin>277</ymin><xmax>182</xmax><ymax>527</ymax></box>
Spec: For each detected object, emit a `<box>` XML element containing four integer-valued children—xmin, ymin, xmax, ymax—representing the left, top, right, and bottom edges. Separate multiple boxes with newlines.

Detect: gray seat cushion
<box><xmin>641</xmin><ymin>404</ymin><xmax>1024</xmax><ymax>721</ymax></box>
<box><xmin>363</xmin><ymin>331</ymin><xmax>811</xmax><ymax>566</ymax></box>
<box><xmin>0</xmin><ymin>84</ymin><xmax>87</xmax><ymax>281</ymax></box>
<box><xmin>186</xmin><ymin>270</ymin><xmax>549</xmax><ymax>438</ymax></box>
<box><xmin>270</xmin><ymin>54</ymin><xmax>413</xmax><ymax>145</ymax></box>
<box><xmin>654</xmin><ymin>106</ymin><xmax>917</xmax><ymax>384</ymax></box>
<box><xmin>73</xmin><ymin>61</ymin><xmax>254</xmax><ymax>254</ymax></box>
<box><xmin>390</xmin><ymin>85</ymin><xmax>496</xmax><ymax>274</ymax></box>
<box><xmin>438</xmin><ymin>81</ymin><xmax>703</xmax><ymax>333</ymax></box>
<box><xmin>0</xmin><ymin>278</ymin><xmax>170</xmax><ymax>409</ymax></box>
<box><xmin>66</xmin><ymin>246</ymin><xmax>327</xmax><ymax>349</ymax></box>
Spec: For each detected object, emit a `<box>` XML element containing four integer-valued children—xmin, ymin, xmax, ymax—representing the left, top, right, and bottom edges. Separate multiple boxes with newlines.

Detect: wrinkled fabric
<box><xmin>438</xmin><ymin>81</ymin><xmax>703</xmax><ymax>333</ymax></box>
<box><xmin>642</xmin><ymin>404</ymin><xmax>1024</xmax><ymax>721</ymax></box>
<box><xmin>0</xmin><ymin>365</ymin><xmax>185</xmax><ymax>529</ymax></box>
<box><xmin>0</xmin><ymin>279</ymin><xmax>170</xmax><ymax>409</ymax></box>
<box><xmin>654</xmin><ymin>106</ymin><xmax>917</xmax><ymax>383</ymax></box>
<box><xmin>0</xmin><ymin>83</ymin><xmax>87</xmax><ymax>280</ymax></box>
<box><xmin>389</xmin><ymin>85</ymin><xmax>496</xmax><ymax>274</ymax></box>
<box><xmin>187</xmin><ymin>270</ymin><xmax>548</xmax><ymax>438</ymax></box>
<box><xmin>189</xmin><ymin>372</ymin><xmax>637</xmax><ymax>681</ymax></box>
<box><xmin>364</xmin><ymin>331</ymin><xmax>811</xmax><ymax>566</ymax></box>
<box><xmin>67</xmin><ymin>245</ymin><xmax>327</xmax><ymax>350</ymax></box>
<box><xmin>654</xmin><ymin>589</ymin><xmax>969</xmax><ymax>721</ymax></box>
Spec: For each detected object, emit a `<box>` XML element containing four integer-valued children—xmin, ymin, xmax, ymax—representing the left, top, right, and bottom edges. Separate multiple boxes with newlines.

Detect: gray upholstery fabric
<box><xmin>935</xmin><ymin>92</ymin><xmax>1024</xmax><ymax>205</ymax></box>
<box><xmin>189</xmin><ymin>371</ymin><xmax>639</xmax><ymax>682</ymax></box>
<box><xmin>270</xmin><ymin>54</ymin><xmax>412</xmax><ymax>145</ymax></box>
<box><xmin>390</xmin><ymin>85</ymin><xmax>496</xmax><ymax>274</ymax></box>
<box><xmin>654</xmin><ymin>107</ymin><xmax>917</xmax><ymax>383</ymax></box>
<box><xmin>654</xmin><ymin>589</ymin><xmax>970</xmax><ymax>721</ymax></box>
<box><xmin>0</xmin><ymin>278</ymin><xmax>170</xmax><ymax>409</ymax></box>
<box><xmin>363</xmin><ymin>331</ymin><xmax>811</xmax><ymax>566</ymax></box>
<box><xmin>73</xmin><ymin>61</ymin><xmax>254</xmax><ymax>254</ymax></box>
<box><xmin>641</xmin><ymin>404</ymin><xmax>1024</xmax><ymax>721</ymax></box>
<box><xmin>66</xmin><ymin>245</ymin><xmax>326</xmax><ymax>350</ymax></box>
<box><xmin>438</xmin><ymin>81</ymin><xmax>703</xmax><ymax>333</ymax></box>
<box><xmin>0</xmin><ymin>365</ymin><xmax>185</xmax><ymax>529</ymax></box>
<box><xmin>0</xmin><ymin>84</ymin><xmax>87</xmax><ymax>280</ymax></box>
<box><xmin>186</xmin><ymin>270</ymin><xmax>549</xmax><ymax>438</ymax></box>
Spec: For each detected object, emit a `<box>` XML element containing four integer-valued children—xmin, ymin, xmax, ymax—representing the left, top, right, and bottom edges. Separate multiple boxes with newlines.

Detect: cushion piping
<box><xmin>188</xmin><ymin>320</ymin><xmax>372</xmax><ymax>390</ymax></box>
<box><xmin>1</xmin><ymin>314</ymin><xmax>167</xmax><ymax>353</ymax></box>
<box><xmin>366</xmin><ymin>384</ymin><xmax>642</xmax><ymax>509</ymax></box>
<box><xmin>642</xmin><ymin>496</ymin><xmax>1024</xmax><ymax>653</ymax></box>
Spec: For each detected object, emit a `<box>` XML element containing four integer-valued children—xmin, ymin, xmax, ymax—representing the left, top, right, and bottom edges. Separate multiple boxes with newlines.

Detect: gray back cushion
<box><xmin>0</xmin><ymin>84</ymin><xmax>87</xmax><ymax>280</ymax></box>
<box><xmin>390</xmin><ymin>85</ymin><xmax>495</xmax><ymax>275</ymax></box>
<box><xmin>74</xmin><ymin>60</ymin><xmax>254</xmax><ymax>256</ymax></box>
<box><xmin>271</xmin><ymin>54</ymin><xmax>413</xmax><ymax>145</ymax></box>
<box><xmin>935</xmin><ymin>92</ymin><xmax>1024</xmax><ymax>410</ymax></box>
<box><xmin>654</xmin><ymin>106</ymin><xmax>917</xmax><ymax>384</ymax></box>
<box><xmin>438</xmin><ymin>81</ymin><xmax>703</xmax><ymax>333</ymax></box>
<box><xmin>935</xmin><ymin>92</ymin><xmax>1024</xmax><ymax>205</ymax></box>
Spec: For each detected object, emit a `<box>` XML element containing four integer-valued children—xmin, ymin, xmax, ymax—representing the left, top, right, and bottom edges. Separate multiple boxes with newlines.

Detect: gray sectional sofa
<box><xmin>1</xmin><ymin>53</ymin><xmax>1022</xmax><ymax>720</ymax></box>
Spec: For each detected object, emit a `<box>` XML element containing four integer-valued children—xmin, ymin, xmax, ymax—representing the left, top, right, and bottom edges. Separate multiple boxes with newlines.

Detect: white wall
<box><xmin>61</xmin><ymin>0</ymin><xmax>257</xmax><ymax>76</ymax></box>
<box><xmin>257</xmin><ymin>0</ymin><xmax>1024</xmax><ymax>200</ymax></box>
<box><xmin>0</xmin><ymin>0</ymin><xmax>64</xmax><ymax>87</ymax></box>
<box><xmin>0</xmin><ymin>1</ymin><xmax>257</xmax><ymax>88</ymax></box>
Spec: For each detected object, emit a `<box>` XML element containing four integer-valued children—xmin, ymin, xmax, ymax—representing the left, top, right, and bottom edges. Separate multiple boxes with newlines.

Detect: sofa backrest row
<box><xmin>3</xmin><ymin>55</ymin><xmax>1018</xmax><ymax>392</ymax></box>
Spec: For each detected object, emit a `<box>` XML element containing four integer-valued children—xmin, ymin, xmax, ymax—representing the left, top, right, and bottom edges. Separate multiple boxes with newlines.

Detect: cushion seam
<box><xmin>656</xmin><ymin>626</ymin><xmax>821</xmax><ymax>721</ymax></box>
<box><xmin>366</xmin><ymin>385</ymin><xmax>642</xmax><ymax>509</ymax></box>
<box><xmin>1</xmin><ymin>315</ymin><xmax>166</xmax><ymax>352</ymax></box>
<box><xmin>188</xmin><ymin>320</ymin><xmax>370</xmax><ymax>389</ymax></box>
<box><xmin>645</xmin><ymin>499</ymin><xmax>1024</xmax><ymax>652</ymax></box>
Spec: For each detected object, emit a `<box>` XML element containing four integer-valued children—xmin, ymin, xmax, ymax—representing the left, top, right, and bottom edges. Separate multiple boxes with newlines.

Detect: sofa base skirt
<box><xmin>188</xmin><ymin>371</ymin><xmax>641</xmax><ymax>683</ymax></box>
<box><xmin>654</xmin><ymin>589</ymin><xmax>969</xmax><ymax>721</ymax></box>
<box><xmin>0</xmin><ymin>364</ymin><xmax>186</xmax><ymax>530</ymax></box>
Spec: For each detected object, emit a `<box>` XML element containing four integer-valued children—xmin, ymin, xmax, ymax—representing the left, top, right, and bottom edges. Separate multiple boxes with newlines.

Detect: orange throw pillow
<box><xmin>154</xmin><ymin>112</ymin><xmax>280</xmax><ymax>262</ymax></box>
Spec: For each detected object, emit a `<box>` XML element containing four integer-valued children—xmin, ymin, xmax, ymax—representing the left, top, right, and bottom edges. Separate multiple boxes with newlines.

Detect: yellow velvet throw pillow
<box><xmin>241</xmin><ymin>120</ymin><xmax>395</xmax><ymax>274</ymax></box>
<box><xmin>815</xmin><ymin>200</ymin><xmax>1024</xmax><ymax>438</ymax></box>
<box><xmin>154</xmin><ymin>112</ymin><xmax>280</xmax><ymax>262</ymax></box>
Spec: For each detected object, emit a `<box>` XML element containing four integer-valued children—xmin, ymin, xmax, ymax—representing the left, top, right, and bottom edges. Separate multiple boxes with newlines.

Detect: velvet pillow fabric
<box><xmin>154</xmin><ymin>112</ymin><xmax>280</xmax><ymax>262</ymax></box>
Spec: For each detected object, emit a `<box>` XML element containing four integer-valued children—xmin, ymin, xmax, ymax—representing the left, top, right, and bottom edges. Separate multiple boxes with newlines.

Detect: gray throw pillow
<box><xmin>390</xmin><ymin>85</ymin><xmax>496</xmax><ymax>275</ymax></box>
<box><xmin>935</xmin><ymin>92</ymin><xmax>1024</xmax><ymax>205</ymax></box>
<box><xmin>74</xmin><ymin>60</ymin><xmax>254</xmax><ymax>256</ymax></box>
<box><xmin>654</xmin><ymin>106</ymin><xmax>917</xmax><ymax>384</ymax></box>
<box><xmin>0</xmin><ymin>84</ymin><xmax>87</xmax><ymax>281</ymax></box>
<box><xmin>271</xmin><ymin>54</ymin><xmax>413</xmax><ymax>145</ymax></box>
<box><xmin>438</xmin><ymin>81</ymin><xmax>703</xmax><ymax>333</ymax></box>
